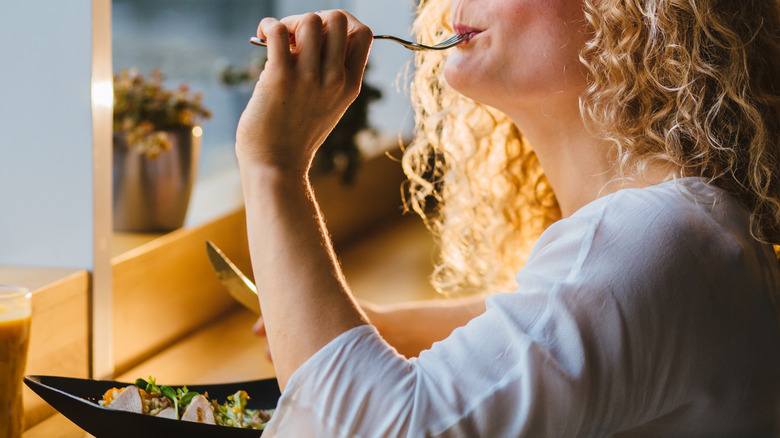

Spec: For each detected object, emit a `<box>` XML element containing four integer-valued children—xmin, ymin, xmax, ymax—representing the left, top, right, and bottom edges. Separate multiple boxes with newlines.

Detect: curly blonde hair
<box><xmin>403</xmin><ymin>0</ymin><xmax>559</xmax><ymax>295</ymax></box>
<box><xmin>403</xmin><ymin>0</ymin><xmax>780</xmax><ymax>296</ymax></box>
<box><xmin>581</xmin><ymin>0</ymin><xmax>780</xmax><ymax>241</ymax></box>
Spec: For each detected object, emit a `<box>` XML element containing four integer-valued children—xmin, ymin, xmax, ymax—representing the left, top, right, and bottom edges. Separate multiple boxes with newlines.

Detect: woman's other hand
<box><xmin>235</xmin><ymin>10</ymin><xmax>373</xmax><ymax>175</ymax></box>
<box><xmin>252</xmin><ymin>317</ymin><xmax>273</xmax><ymax>362</ymax></box>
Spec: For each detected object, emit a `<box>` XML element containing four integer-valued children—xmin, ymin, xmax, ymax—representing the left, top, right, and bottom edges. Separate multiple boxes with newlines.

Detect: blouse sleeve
<box><xmin>261</xmin><ymin>183</ymin><xmax>780</xmax><ymax>436</ymax></box>
<box><xmin>261</xmin><ymin>195</ymin><xmax>620</xmax><ymax>437</ymax></box>
<box><xmin>262</xmin><ymin>306</ymin><xmax>597</xmax><ymax>437</ymax></box>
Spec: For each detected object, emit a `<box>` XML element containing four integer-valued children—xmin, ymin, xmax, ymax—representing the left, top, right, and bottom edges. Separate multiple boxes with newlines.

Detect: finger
<box><xmin>252</xmin><ymin>317</ymin><xmax>266</xmax><ymax>336</ymax></box>
<box><xmin>282</xmin><ymin>13</ymin><xmax>323</xmax><ymax>81</ymax></box>
<box><xmin>340</xmin><ymin>10</ymin><xmax>373</xmax><ymax>88</ymax></box>
<box><xmin>319</xmin><ymin>10</ymin><xmax>348</xmax><ymax>73</ymax></box>
<box><xmin>258</xmin><ymin>18</ymin><xmax>293</xmax><ymax>68</ymax></box>
<box><xmin>265</xmin><ymin>344</ymin><xmax>273</xmax><ymax>362</ymax></box>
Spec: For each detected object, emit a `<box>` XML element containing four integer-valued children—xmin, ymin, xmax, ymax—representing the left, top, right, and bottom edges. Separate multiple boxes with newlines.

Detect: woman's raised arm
<box><xmin>235</xmin><ymin>10</ymin><xmax>373</xmax><ymax>390</ymax></box>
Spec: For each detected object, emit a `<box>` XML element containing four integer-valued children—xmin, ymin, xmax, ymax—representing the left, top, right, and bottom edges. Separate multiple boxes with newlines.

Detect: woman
<box><xmin>236</xmin><ymin>0</ymin><xmax>780</xmax><ymax>434</ymax></box>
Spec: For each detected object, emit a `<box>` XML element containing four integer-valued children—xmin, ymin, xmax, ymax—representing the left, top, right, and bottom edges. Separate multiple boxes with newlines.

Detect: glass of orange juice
<box><xmin>0</xmin><ymin>285</ymin><xmax>32</xmax><ymax>438</ymax></box>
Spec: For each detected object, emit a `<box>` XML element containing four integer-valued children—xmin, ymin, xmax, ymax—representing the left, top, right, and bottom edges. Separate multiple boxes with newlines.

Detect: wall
<box><xmin>0</xmin><ymin>1</ymin><xmax>97</xmax><ymax>269</ymax></box>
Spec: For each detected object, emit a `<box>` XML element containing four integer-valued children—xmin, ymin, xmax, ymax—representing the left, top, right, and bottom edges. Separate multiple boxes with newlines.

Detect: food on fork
<box><xmin>99</xmin><ymin>376</ymin><xmax>274</xmax><ymax>429</ymax></box>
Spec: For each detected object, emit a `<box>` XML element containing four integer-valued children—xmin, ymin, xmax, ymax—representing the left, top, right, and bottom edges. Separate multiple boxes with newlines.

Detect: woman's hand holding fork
<box><xmin>236</xmin><ymin>10</ymin><xmax>372</xmax><ymax>176</ymax></box>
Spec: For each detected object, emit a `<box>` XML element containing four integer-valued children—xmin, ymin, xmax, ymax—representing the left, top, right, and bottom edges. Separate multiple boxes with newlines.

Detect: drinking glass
<box><xmin>0</xmin><ymin>285</ymin><xmax>32</xmax><ymax>438</ymax></box>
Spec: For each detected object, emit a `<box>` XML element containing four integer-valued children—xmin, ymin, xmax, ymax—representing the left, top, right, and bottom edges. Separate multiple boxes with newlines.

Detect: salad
<box><xmin>98</xmin><ymin>377</ymin><xmax>274</xmax><ymax>430</ymax></box>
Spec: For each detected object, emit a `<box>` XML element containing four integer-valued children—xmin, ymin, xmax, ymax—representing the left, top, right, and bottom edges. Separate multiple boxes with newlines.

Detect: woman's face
<box><xmin>444</xmin><ymin>0</ymin><xmax>589</xmax><ymax>115</ymax></box>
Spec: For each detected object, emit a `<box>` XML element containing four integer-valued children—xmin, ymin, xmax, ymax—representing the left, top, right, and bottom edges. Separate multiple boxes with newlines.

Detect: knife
<box><xmin>205</xmin><ymin>240</ymin><xmax>261</xmax><ymax>315</ymax></box>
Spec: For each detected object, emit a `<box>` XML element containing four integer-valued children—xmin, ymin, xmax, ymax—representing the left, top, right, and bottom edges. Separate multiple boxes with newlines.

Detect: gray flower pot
<box><xmin>113</xmin><ymin>127</ymin><xmax>201</xmax><ymax>232</ymax></box>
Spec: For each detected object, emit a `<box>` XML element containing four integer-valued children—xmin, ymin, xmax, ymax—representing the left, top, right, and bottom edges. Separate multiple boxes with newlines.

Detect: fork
<box><xmin>249</xmin><ymin>33</ymin><xmax>467</xmax><ymax>52</ymax></box>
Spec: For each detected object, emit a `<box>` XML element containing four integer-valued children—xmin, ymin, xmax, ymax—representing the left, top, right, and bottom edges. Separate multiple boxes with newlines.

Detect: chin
<box><xmin>442</xmin><ymin>55</ymin><xmax>476</xmax><ymax>97</ymax></box>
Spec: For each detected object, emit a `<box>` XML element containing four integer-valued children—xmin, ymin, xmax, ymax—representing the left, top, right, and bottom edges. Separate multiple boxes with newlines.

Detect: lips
<box><xmin>453</xmin><ymin>24</ymin><xmax>483</xmax><ymax>42</ymax></box>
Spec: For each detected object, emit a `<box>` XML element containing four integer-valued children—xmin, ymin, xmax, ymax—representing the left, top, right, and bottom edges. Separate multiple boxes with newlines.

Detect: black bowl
<box><xmin>25</xmin><ymin>375</ymin><xmax>281</xmax><ymax>438</ymax></box>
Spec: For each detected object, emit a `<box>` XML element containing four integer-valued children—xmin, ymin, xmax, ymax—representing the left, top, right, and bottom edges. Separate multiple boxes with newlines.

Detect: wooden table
<box><xmin>24</xmin><ymin>215</ymin><xmax>438</xmax><ymax>437</ymax></box>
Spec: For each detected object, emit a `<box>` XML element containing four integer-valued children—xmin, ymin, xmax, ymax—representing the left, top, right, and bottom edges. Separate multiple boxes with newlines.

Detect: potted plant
<box><xmin>113</xmin><ymin>68</ymin><xmax>212</xmax><ymax>232</ymax></box>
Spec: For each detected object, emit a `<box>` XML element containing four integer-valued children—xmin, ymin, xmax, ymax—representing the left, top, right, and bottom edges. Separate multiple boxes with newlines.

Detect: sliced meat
<box><xmin>107</xmin><ymin>386</ymin><xmax>143</xmax><ymax>414</ymax></box>
<box><xmin>155</xmin><ymin>407</ymin><xmax>178</xmax><ymax>419</ymax></box>
<box><xmin>181</xmin><ymin>395</ymin><xmax>216</xmax><ymax>424</ymax></box>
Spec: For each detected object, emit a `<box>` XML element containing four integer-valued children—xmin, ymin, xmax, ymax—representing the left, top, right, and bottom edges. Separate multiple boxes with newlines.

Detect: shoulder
<box><xmin>512</xmin><ymin>177</ymin><xmax>771</xmax><ymax>350</ymax></box>
<box><xmin>498</xmin><ymin>179</ymin><xmax>780</xmax><ymax>428</ymax></box>
<box><xmin>523</xmin><ymin>178</ymin><xmax>750</xmax><ymax>281</ymax></box>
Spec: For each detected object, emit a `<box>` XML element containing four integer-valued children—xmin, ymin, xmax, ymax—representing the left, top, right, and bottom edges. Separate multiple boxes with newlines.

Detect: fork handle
<box><xmin>250</xmin><ymin>35</ymin><xmax>389</xmax><ymax>47</ymax></box>
<box><xmin>249</xmin><ymin>34</ymin><xmax>451</xmax><ymax>51</ymax></box>
<box><xmin>371</xmin><ymin>35</ymin><xmax>425</xmax><ymax>50</ymax></box>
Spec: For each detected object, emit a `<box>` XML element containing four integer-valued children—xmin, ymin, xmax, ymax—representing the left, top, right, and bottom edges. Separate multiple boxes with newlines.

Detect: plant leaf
<box><xmin>180</xmin><ymin>391</ymin><xmax>199</xmax><ymax>406</ymax></box>
<box><xmin>160</xmin><ymin>385</ymin><xmax>176</xmax><ymax>401</ymax></box>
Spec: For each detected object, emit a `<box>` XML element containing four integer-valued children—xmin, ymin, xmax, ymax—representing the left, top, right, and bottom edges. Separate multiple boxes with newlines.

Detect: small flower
<box><xmin>113</xmin><ymin>68</ymin><xmax>211</xmax><ymax>158</ymax></box>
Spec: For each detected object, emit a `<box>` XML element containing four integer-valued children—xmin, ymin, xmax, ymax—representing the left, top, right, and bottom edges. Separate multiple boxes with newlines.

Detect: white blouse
<box><xmin>263</xmin><ymin>178</ymin><xmax>780</xmax><ymax>437</ymax></box>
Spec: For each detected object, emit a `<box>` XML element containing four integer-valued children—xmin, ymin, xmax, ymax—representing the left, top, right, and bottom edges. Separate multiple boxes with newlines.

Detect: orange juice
<box><xmin>0</xmin><ymin>287</ymin><xmax>31</xmax><ymax>438</ymax></box>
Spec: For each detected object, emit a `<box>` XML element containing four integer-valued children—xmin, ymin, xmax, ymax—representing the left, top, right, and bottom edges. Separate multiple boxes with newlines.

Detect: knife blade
<box><xmin>205</xmin><ymin>240</ymin><xmax>261</xmax><ymax>315</ymax></box>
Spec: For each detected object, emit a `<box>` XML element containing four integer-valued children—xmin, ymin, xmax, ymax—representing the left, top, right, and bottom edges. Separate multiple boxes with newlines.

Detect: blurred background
<box><xmin>112</xmin><ymin>0</ymin><xmax>416</xmax><ymax>178</ymax></box>
<box><xmin>1</xmin><ymin>0</ymin><xmax>418</xmax><ymax>267</ymax></box>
